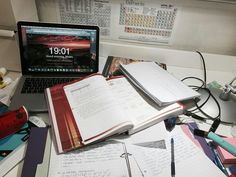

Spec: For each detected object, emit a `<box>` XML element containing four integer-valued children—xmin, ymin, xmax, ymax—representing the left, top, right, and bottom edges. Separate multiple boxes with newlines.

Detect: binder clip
<box><xmin>0</xmin><ymin>106</ymin><xmax>28</xmax><ymax>139</ymax></box>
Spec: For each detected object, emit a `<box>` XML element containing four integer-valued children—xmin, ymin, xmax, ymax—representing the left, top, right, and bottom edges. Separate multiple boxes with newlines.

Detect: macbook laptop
<box><xmin>9</xmin><ymin>21</ymin><xmax>99</xmax><ymax>112</ymax></box>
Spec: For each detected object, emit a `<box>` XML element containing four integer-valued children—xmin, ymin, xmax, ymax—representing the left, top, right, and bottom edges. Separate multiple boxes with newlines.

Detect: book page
<box><xmin>107</xmin><ymin>77</ymin><xmax>164</xmax><ymax>125</ymax></box>
<box><xmin>48</xmin><ymin>141</ymin><xmax>129</xmax><ymax>177</ymax></box>
<box><xmin>107</xmin><ymin>77</ymin><xmax>183</xmax><ymax>134</ymax></box>
<box><xmin>64</xmin><ymin>75</ymin><xmax>132</xmax><ymax>142</ymax></box>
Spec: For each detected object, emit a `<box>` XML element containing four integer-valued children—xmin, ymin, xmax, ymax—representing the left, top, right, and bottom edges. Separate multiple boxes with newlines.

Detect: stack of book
<box><xmin>45</xmin><ymin>73</ymin><xmax>184</xmax><ymax>153</ymax></box>
<box><xmin>45</xmin><ymin>58</ymin><xmax>201</xmax><ymax>154</ymax></box>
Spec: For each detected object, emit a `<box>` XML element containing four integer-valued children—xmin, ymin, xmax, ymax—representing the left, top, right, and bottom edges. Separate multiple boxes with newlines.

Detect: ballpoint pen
<box><xmin>171</xmin><ymin>138</ymin><xmax>175</xmax><ymax>177</ymax></box>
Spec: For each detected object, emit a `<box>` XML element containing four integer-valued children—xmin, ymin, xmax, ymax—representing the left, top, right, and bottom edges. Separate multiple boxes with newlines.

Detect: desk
<box><xmin>2</xmin><ymin>49</ymin><xmax>236</xmax><ymax>177</ymax></box>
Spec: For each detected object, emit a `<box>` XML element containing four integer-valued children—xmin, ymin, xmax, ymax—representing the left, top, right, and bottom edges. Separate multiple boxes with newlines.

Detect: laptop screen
<box><xmin>17</xmin><ymin>21</ymin><xmax>99</xmax><ymax>75</ymax></box>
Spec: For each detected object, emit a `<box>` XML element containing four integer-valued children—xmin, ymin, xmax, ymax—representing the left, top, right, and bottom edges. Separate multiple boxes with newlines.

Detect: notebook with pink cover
<box><xmin>216</xmin><ymin>138</ymin><xmax>236</xmax><ymax>164</ymax></box>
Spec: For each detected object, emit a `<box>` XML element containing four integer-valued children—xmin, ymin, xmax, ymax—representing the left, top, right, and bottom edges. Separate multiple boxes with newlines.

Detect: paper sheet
<box><xmin>48</xmin><ymin>126</ymin><xmax>226</xmax><ymax>177</ymax></box>
<box><xmin>48</xmin><ymin>141</ymin><xmax>141</xmax><ymax>177</ymax></box>
<box><xmin>125</xmin><ymin>126</ymin><xmax>226</xmax><ymax>177</ymax></box>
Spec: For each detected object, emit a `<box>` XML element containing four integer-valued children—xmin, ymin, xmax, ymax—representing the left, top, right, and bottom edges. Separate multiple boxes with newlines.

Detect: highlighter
<box><xmin>207</xmin><ymin>131</ymin><xmax>236</xmax><ymax>156</ymax></box>
<box><xmin>194</xmin><ymin>129</ymin><xmax>236</xmax><ymax>156</ymax></box>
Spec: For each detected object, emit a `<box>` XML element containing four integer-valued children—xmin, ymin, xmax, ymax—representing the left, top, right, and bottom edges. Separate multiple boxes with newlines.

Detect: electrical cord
<box><xmin>196</xmin><ymin>51</ymin><xmax>207</xmax><ymax>88</ymax></box>
<box><xmin>182</xmin><ymin>51</ymin><xmax>222</xmax><ymax>123</ymax></box>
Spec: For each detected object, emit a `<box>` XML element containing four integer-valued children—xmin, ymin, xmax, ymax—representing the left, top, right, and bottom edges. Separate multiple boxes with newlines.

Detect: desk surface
<box><xmin>3</xmin><ymin>54</ymin><xmax>236</xmax><ymax>177</ymax></box>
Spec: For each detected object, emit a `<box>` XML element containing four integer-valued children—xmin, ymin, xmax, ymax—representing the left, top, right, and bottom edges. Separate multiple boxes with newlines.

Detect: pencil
<box><xmin>171</xmin><ymin>138</ymin><xmax>175</xmax><ymax>177</ymax></box>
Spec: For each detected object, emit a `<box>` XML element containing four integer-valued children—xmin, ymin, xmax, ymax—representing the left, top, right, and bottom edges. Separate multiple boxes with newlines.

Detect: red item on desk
<box><xmin>217</xmin><ymin>138</ymin><xmax>236</xmax><ymax>164</ymax></box>
<box><xmin>0</xmin><ymin>106</ymin><xmax>28</xmax><ymax>139</ymax></box>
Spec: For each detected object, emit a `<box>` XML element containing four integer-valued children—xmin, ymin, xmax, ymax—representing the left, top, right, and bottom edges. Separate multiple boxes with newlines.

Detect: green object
<box><xmin>207</xmin><ymin>81</ymin><xmax>222</xmax><ymax>90</ymax></box>
<box><xmin>208</xmin><ymin>131</ymin><xmax>236</xmax><ymax>156</ymax></box>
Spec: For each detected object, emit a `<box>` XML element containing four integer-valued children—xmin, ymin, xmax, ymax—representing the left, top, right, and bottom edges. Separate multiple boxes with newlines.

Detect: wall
<box><xmin>0</xmin><ymin>0</ymin><xmax>38</xmax><ymax>71</ymax></box>
<box><xmin>35</xmin><ymin>0</ymin><xmax>236</xmax><ymax>56</ymax></box>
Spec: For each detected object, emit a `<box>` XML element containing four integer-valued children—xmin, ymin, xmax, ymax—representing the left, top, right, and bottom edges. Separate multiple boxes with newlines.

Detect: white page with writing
<box><xmin>107</xmin><ymin>77</ymin><xmax>159</xmax><ymax>125</ymax></box>
<box><xmin>48</xmin><ymin>141</ymin><xmax>130</xmax><ymax>177</ymax></box>
<box><xmin>64</xmin><ymin>75</ymin><xmax>132</xmax><ymax>142</ymax></box>
<box><xmin>107</xmin><ymin>77</ymin><xmax>182</xmax><ymax>133</ymax></box>
<box><xmin>125</xmin><ymin>126</ymin><xmax>226</xmax><ymax>177</ymax></box>
<box><xmin>120</xmin><ymin>62</ymin><xmax>200</xmax><ymax>105</ymax></box>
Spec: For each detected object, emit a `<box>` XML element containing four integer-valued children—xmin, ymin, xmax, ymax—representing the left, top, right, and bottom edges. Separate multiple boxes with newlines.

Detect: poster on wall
<box><xmin>59</xmin><ymin>0</ymin><xmax>178</xmax><ymax>45</ymax></box>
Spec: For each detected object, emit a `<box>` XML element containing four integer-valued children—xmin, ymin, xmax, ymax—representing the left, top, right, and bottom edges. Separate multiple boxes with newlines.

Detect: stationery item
<box><xmin>102</xmin><ymin>56</ymin><xmax>167</xmax><ymax>77</ymax></box>
<box><xmin>45</xmin><ymin>73</ymin><xmax>183</xmax><ymax>153</ymax></box>
<box><xmin>9</xmin><ymin>21</ymin><xmax>99</xmax><ymax>112</ymax></box>
<box><xmin>171</xmin><ymin>138</ymin><xmax>175</xmax><ymax>177</ymax></box>
<box><xmin>0</xmin><ymin>123</ymin><xmax>29</xmax><ymax>177</ymax></box>
<box><xmin>124</xmin><ymin>126</ymin><xmax>226</xmax><ymax>177</ymax></box>
<box><xmin>216</xmin><ymin>138</ymin><xmax>236</xmax><ymax>164</ymax></box>
<box><xmin>194</xmin><ymin>129</ymin><xmax>236</xmax><ymax>158</ymax></box>
<box><xmin>208</xmin><ymin>142</ymin><xmax>230</xmax><ymax>176</ymax></box>
<box><xmin>48</xmin><ymin>141</ymin><xmax>136</xmax><ymax>177</ymax></box>
<box><xmin>0</xmin><ymin>103</ymin><xmax>46</xmax><ymax>177</ymax></box>
<box><xmin>120</xmin><ymin>62</ymin><xmax>200</xmax><ymax>106</ymax></box>
<box><xmin>182</xmin><ymin>123</ymin><xmax>215</xmax><ymax>161</ymax></box>
<box><xmin>21</xmin><ymin>127</ymin><xmax>51</xmax><ymax>177</ymax></box>
<box><xmin>0</xmin><ymin>106</ymin><xmax>28</xmax><ymax>139</ymax></box>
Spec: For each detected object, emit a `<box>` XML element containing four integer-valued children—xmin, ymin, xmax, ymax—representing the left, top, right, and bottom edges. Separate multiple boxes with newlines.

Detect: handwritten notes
<box><xmin>126</xmin><ymin>126</ymin><xmax>226</xmax><ymax>177</ymax></box>
<box><xmin>48</xmin><ymin>141</ymin><xmax>129</xmax><ymax>177</ymax></box>
<box><xmin>48</xmin><ymin>126</ymin><xmax>226</xmax><ymax>177</ymax></box>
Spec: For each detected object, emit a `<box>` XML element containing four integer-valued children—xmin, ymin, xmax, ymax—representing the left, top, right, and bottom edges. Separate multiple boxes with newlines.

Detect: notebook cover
<box><xmin>216</xmin><ymin>138</ymin><xmax>236</xmax><ymax>164</ymax></box>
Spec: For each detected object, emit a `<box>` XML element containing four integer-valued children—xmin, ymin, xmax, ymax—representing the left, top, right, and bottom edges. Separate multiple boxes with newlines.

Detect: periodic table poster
<box><xmin>58</xmin><ymin>0</ymin><xmax>179</xmax><ymax>45</ymax></box>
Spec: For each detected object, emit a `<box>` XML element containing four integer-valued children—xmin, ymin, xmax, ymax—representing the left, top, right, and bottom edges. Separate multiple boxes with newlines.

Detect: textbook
<box><xmin>120</xmin><ymin>62</ymin><xmax>200</xmax><ymax>106</ymax></box>
<box><xmin>102</xmin><ymin>56</ymin><xmax>167</xmax><ymax>77</ymax></box>
<box><xmin>45</xmin><ymin>74</ymin><xmax>183</xmax><ymax>153</ymax></box>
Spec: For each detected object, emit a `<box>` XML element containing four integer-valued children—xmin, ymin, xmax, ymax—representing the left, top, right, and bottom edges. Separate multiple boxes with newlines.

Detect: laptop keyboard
<box><xmin>21</xmin><ymin>77</ymin><xmax>75</xmax><ymax>93</ymax></box>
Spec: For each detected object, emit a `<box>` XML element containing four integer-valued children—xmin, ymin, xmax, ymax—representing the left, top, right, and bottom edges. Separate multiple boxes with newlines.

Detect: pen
<box><xmin>171</xmin><ymin>138</ymin><xmax>175</xmax><ymax>177</ymax></box>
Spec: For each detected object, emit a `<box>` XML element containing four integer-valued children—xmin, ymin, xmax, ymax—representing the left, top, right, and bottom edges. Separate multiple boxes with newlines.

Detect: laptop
<box><xmin>9</xmin><ymin>21</ymin><xmax>99</xmax><ymax>112</ymax></box>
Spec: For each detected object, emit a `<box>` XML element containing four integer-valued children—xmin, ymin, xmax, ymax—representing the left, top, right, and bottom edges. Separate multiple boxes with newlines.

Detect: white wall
<box><xmin>0</xmin><ymin>0</ymin><xmax>38</xmax><ymax>71</ymax></box>
<box><xmin>35</xmin><ymin>0</ymin><xmax>236</xmax><ymax>56</ymax></box>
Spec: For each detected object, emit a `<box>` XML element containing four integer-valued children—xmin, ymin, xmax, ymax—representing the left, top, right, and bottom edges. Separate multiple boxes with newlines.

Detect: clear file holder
<box><xmin>120</xmin><ymin>142</ymin><xmax>145</xmax><ymax>177</ymax></box>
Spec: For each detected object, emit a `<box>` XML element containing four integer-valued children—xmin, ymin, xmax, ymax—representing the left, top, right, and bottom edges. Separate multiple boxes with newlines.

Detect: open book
<box><xmin>120</xmin><ymin>62</ymin><xmax>200</xmax><ymax>106</ymax></box>
<box><xmin>45</xmin><ymin>74</ymin><xmax>183</xmax><ymax>153</ymax></box>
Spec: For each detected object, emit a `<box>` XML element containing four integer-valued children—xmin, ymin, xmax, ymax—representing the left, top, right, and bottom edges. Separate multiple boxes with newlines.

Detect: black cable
<box><xmin>188</xmin><ymin>88</ymin><xmax>211</xmax><ymax>112</ymax></box>
<box><xmin>192</xmin><ymin>88</ymin><xmax>221</xmax><ymax>120</ymax></box>
<box><xmin>196</xmin><ymin>51</ymin><xmax>207</xmax><ymax>88</ymax></box>
<box><xmin>181</xmin><ymin>51</ymin><xmax>222</xmax><ymax>124</ymax></box>
<box><xmin>181</xmin><ymin>76</ymin><xmax>205</xmax><ymax>91</ymax></box>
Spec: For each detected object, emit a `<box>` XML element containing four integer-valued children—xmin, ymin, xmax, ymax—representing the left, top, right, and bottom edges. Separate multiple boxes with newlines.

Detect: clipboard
<box><xmin>21</xmin><ymin>127</ymin><xmax>52</xmax><ymax>177</ymax></box>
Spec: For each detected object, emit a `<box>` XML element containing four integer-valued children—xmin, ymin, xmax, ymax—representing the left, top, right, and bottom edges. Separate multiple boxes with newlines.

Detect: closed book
<box><xmin>120</xmin><ymin>62</ymin><xmax>200</xmax><ymax>106</ymax></box>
